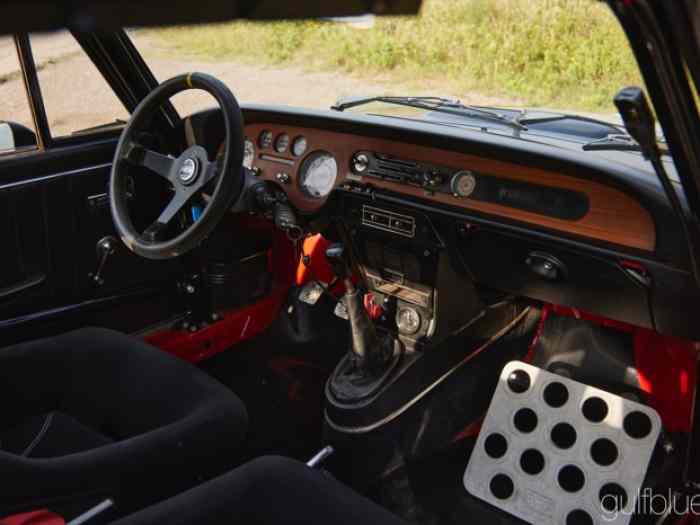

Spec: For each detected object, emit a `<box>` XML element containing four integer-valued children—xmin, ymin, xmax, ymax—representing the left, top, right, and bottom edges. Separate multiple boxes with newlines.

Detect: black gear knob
<box><xmin>325</xmin><ymin>243</ymin><xmax>350</xmax><ymax>281</ymax></box>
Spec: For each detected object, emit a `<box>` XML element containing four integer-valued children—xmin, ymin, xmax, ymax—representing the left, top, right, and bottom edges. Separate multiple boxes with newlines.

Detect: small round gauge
<box><xmin>450</xmin><ymin>171</ymin><xmax>477</xmax><ymax>198</ymax></box>
<box><xmin>259</xmin><ymin>130</ymin><xmax>273</xmax><ymax>149</ymax></box>
<box><xmin>396</xmin><ymin>307</ymin><xmax>422</xmax><ymax>335</ymax></box>
<box><xmin>292</xmin><ymin>136</ymin><xmax>307</xmax><ymax>157</ymax></box>
<box><xmin>299</xmin><ymin>151</ymin><xmax>338</xmax><ymax>199</ymax></box>
<box><xmin>243</xmin><ymin>138</ymin><xmax>255</xmax><ymax>169</ymax></box>
<box><xmin>275</xmin><ymin>133</ymin><xmax>290</xmax><ymax>154</ymax></box>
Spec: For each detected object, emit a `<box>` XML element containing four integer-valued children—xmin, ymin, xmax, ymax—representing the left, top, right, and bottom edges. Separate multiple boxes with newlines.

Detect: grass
<box><xmin>147</xmin><ymin>0</ymin><xmax>644</xmax><ymax>112</ymax></box>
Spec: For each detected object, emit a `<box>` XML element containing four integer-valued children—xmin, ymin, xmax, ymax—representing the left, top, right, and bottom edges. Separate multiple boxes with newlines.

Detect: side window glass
<box><xmin>0</xmin><ymin>37</ymin><xmax>38</xmax><ymax>154</ymax></box>
<box><xmin>30</xmin><ymin>31</ymin><xmax>129</xmax><ymax>138</ymax></box>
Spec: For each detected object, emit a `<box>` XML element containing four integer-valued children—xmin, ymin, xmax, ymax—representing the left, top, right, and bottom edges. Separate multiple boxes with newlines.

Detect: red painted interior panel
<box><xmin>550</xmin><ymin>304</ymin><xmax>698</xmax><ymax>433</ymax></box>
<box><xmin>0</xmin><ymin>510</ymin><xmax>64</xmax><ymax>525</ymax></box>
<box><xmin>145</xmin><ymin>227</ymin><xmax>298</xmax><ymax>363</ymax></box>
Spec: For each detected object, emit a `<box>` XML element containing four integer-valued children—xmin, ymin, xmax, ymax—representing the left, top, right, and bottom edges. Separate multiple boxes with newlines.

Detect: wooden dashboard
<box><xmin>245</xmin><ymin>123</ymin><xmax>656</xmax><ymax>252</ymax></box>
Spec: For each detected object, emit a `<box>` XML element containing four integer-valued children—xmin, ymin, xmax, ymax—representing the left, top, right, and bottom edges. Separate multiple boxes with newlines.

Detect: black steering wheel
<box><xmin>110</xmin><ymin>73</ymin><xmax>245</xmax><ymax>260</ymax></box>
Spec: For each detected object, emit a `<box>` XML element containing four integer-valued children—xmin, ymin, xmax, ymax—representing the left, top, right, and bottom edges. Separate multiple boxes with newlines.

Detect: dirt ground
<box><xmin>0</xmin><ymin>32</ymin><xmax>615</xmax><ymax>137</ymax></box>
<box><xmin>0</xmin><ymin>32</ymin><xmax>526</xmax><ymax>137</ymax></box>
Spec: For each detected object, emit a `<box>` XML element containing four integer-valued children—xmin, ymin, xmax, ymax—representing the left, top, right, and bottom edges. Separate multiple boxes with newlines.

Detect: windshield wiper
<box><xmin>331</xmin><ymin>96</ymin><xmax>528</xmax><ymax>131</ymax></box>
<box><xmin>582</xmin><ymin>133</ymin><xmax>668</xmax><ymax>155</ymax></box>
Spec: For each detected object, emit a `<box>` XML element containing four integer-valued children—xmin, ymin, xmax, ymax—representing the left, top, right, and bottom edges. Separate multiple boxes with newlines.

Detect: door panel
<box><xmin>0</xmin><ymin>141</ymin><xmax>184</xmax><ymax>345</ymax></box>
<box><xmin>0</xmin><ymin>183</ymin><xmax>52</xmax><ymax>316</ymax></box>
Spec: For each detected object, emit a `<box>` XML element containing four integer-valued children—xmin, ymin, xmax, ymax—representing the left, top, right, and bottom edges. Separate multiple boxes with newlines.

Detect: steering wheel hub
<box><xmin>178</xmin><ymin>157</ymin><xmax>199</xmax><ymax>185</ymax></box>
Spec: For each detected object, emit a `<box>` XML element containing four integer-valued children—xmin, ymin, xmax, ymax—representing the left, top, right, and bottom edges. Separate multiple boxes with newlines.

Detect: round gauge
<box><xmin>259</xmin><ymin>130</ymin><xmax>273</xmax><ymax>149</ymax></box>
<box><xmin>299</xmin><ymin>151</ymin><xmax>338</xmax><ymax>199</ymax></box>
<box><xmin>450</xmin><ymin>171</ymin><xmax>477</xmax><ymax>198</ymax></box>
<box><xmin>396</xmin><ymin>307</ymin><xmax>422</xmax><ymax>335</ymax></box>
<box><xmin>292</xmin><ymin>136</ymin><xmax>308</xmax><ymax>157</ymax></box>
<box><xmin>275</xmin><ymin>133</ymin><xmax>290</xmax><ymax>154</ymax></box>
<box><xmin>243</xmin><ymin>138</ymin><xmax>255</xmax><ymax>169</ymax></box>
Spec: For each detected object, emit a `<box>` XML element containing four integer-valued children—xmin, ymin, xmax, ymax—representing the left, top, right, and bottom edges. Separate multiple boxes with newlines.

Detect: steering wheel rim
<box><xmin>110</xmin><ymin>72</ymin><xmax>245</xmax><ymax>260</ymax></box>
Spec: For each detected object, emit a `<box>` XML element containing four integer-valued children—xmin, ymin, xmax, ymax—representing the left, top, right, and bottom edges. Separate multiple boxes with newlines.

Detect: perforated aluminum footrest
<box><xmin>463</xmin><ymin>361</ymin><xmax>661</xmax><ymax>525</ymax></box>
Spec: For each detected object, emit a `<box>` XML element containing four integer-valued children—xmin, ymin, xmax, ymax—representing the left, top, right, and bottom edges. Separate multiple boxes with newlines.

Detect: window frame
<box><xmin>0</xmin><ymin>29</ymin><xmax>181</xmax><ymax>162</ymax></box>
<box><xmin>0</xmin><ymin>35</ymin><xmax>42</xmax><ymax>158</ymax></box>
<box><xmin>22</xmin><ymin>31</ymin><xmax>133</xmax><ymax>148</ymax></box>
<box><xmin>14</xmin><ymin>34</ymin><xmax>50</xmax><ymax>151</ymax></box>
<box><xmin>3</xmin><ymin>30</ymin><xmax>143</xmax><ymax>157</ymax></box>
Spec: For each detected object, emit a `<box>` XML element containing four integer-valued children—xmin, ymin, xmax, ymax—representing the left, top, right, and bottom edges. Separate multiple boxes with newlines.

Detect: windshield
<box><xmin>130</xmin><ymin>0</ymin><xmax>642</xmax><ymax>126</ymax></box>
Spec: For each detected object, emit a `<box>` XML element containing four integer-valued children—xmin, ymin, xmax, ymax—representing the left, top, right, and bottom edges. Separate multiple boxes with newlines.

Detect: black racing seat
<box><xmin>113</xmin><ymin>456</ymin><xmax>407</xmax><ymax>525</ymax></box>
<box><xmin>0</xmin><ymin>327</ymin><xmax>248</xmax><ymax>520</ymax></box>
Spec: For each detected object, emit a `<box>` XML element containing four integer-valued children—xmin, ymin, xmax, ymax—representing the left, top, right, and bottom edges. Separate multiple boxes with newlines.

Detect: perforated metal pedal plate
<box><xmin>463</xmin><ymin>361</ymin><xmax>661</xmax><ymax>525</ymax></box>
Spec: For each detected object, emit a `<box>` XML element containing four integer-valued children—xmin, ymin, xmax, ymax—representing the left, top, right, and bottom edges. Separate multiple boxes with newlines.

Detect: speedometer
<box><xmin>299</xmin><ymin>151</ymin><xmax>338</xmax><ymax>199</ymax></box>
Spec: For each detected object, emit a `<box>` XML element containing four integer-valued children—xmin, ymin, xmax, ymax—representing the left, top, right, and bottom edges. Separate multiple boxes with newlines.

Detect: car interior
<box><xmin>1</xmin><ymin>1</ymin><xmax>700</xmax><ymax>524</ymax></box>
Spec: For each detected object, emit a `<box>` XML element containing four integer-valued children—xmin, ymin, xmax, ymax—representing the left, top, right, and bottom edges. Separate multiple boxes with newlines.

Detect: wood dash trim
<box><xmin>245</xmin><ymin>124</ymin><xmax>656</xmax><ymax>252</ymax></box>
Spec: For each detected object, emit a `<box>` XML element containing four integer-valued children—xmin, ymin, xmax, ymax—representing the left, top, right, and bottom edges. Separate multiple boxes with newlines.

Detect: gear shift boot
<box><xmin>327</xmin><ymin>336</ymin><xmax>402</xmax><ymax>402</ymax></box>
<box><xmin>325</xmin><ymin>243</ymin><xmax>403</xmax><ymax>401</ymax></box>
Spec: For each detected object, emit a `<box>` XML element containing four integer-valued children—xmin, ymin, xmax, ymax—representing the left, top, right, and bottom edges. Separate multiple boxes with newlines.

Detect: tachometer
<box><xmin>299</xmin><ymin>151</ymin><xmax>338</xmax><ymax>199</ymax></box>
<box><xmin>243</xmin><ymin>139</ymin><xmax>255</xmax><ymax>168</ymax></box>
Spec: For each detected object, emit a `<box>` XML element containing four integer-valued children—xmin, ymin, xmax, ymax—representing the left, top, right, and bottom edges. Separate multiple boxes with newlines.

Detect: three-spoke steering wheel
<box><xmin>110</xmin><ymin>73</ymin><xmax>245</xmax><ymax>260</ymax></box>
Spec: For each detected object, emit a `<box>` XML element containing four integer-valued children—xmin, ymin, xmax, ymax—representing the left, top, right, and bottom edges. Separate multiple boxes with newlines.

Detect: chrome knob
<box><xmin>353</xmin><ymin>153</ymin><xmax>369</xmax><ymax>173</ymax></box>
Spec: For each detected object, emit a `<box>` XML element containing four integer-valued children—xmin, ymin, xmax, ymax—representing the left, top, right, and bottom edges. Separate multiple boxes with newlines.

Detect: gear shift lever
<box><xmin>325</xmin><ymin>243</ymin><xmax>351</xmax><ymax>283</ymax></box>
<box><xmin>325</xmin><ymin>243</ymin><xmax>396</xmax><ymax>378</ymax></box>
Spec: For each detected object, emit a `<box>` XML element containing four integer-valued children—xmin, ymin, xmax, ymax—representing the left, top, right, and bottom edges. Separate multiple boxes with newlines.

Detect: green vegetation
<box><xmin>149</xmin><ymin>0</ymin><xmax>643</xmax><ymax>112</ymax></box>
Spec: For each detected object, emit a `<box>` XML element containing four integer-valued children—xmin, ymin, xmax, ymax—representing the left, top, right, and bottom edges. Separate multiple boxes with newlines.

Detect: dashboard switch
<box><xmin>363</xmin><ymin>293</ymin><xmax>385</xmax><ymax>321</ymax></box>
<box><xmin>275</xmin><ymin>172</ymin><xmax>291</xmax><ymax>184</ymax></box>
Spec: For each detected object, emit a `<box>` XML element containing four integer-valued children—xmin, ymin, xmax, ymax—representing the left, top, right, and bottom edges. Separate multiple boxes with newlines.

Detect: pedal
<box><xmin>334</xmin><ymin>297</ymin><xmax>349</xmax><ymax>320</ymax></box>
<box><xmin>298</xmin><ymin>281</ymin><xmax>325</xmax><ymax>306</ymax></box>
<box><xmin>463</xmin><ymin>361</ymin><xmax>661</xmax><ymax>525</ymax></box>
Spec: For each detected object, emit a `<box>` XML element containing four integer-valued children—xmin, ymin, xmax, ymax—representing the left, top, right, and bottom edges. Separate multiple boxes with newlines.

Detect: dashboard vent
<box><xmin>369</xmin><ymin>154</ymin><xmax>421</xmax><ymax>183</ymax></box>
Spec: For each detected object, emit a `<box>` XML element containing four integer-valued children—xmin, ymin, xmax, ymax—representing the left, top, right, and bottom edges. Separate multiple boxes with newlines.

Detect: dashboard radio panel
<box><xmin>352</xmin><ymin>151</ymin><xmax>590</xmax><ymax>221</ymax></box>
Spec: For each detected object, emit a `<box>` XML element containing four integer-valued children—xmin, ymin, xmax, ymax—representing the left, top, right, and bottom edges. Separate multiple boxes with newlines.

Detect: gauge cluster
<box><xmin>242</xmin><ymin>129</ymin><xmax>310</xmax><ymax>172</ymax></box>
<box><xmin>256</xmin><ymin>129</ymin><xmax>308</xmax><ymax>158</ymax></box>
<box><xmin>243</xmin><ymin>125</ymin><xmax>340</xmax><ymax>210</ymax></box>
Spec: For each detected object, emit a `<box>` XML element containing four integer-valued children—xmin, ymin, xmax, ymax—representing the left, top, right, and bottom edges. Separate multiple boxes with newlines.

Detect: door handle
<box><xmin>525</xmin><ymin>252</ymin><xmax>567</xmax><ymax>281</ymax></box>
<box><xmin>0</xmin><ymin>272</ymin><xmax>46</xmax><ymax>301</ymax></box>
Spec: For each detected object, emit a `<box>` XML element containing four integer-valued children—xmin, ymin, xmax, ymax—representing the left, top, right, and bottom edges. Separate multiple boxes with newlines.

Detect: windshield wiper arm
<box><xmin>583</xmin><ymin>133</ymin><xmax>668</xmax><ymax>154</ymax></box>
<box><xmin>332</xmin><ymin>95</ymin><xmax>455</xmax><ymax>111</ymax></box>
<box><xmin>331</xmin><ymin>96</ymin><xmax>528</xmax><ymax>131</ymax></box>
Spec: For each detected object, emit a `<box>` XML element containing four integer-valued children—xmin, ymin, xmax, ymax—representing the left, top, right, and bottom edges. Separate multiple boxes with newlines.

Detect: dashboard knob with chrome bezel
<box><xmin>450</xmin><ymin>170</ymin><xmax>477</xmax><ymax>198</ymax></box>
<box><xmin>396</xmin><ymin>306</ymin><xmax>422</xmax><ymax>335</ymax></box>
<box><xmin>352</xmin><ymin>152</ymin><xmax>370</xmax><ymax>173</ymax></box>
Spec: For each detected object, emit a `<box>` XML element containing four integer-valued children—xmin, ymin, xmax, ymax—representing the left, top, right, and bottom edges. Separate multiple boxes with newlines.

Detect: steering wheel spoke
<box><xmin>200</xmin><ymin>158</ymin><xmax>221</xmax><ymax>186</ymax></box>
<box><xmin>124</xmin><ymin>142</ymin><xmax>177</xmax><ymax>182</ymax></box>
<box><xmin>155</xmin><ymin>190</ymin><xmax>191</xmax><ymax>227</ymax></box>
